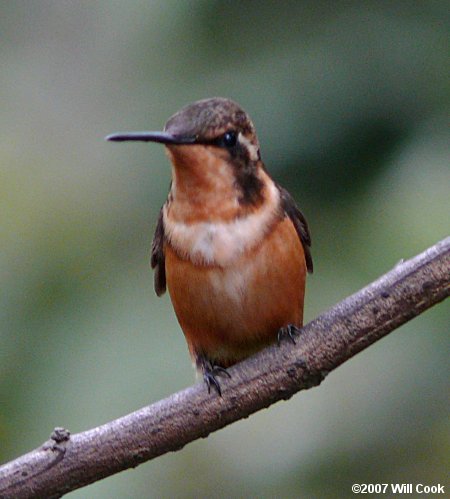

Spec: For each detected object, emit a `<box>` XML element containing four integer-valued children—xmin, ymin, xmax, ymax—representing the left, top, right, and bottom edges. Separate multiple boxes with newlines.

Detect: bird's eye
<box><xmin>221</xmin><ymin>131</ymin><xmax>237</xmax><ymax>148</ymax></box>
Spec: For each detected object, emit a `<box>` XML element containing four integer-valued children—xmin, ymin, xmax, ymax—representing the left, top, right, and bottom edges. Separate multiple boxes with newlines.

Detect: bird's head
<box><xmin>107</xmin><ymin>98</ymin><xmax>265</xmax><ymax>206</ymax></box>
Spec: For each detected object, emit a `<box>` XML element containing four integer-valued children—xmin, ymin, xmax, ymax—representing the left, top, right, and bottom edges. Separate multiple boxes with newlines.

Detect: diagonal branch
<box><xmin>1</xmin><ymin>237</ymin><xmax>449</xmax><ymax>499</ymax></box>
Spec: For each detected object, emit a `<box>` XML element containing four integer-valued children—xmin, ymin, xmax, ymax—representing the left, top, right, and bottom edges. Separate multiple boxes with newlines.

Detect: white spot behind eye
<box><xmin>238</xmin><ymin>133</ymin><xmax>259</xmax><ymax>161</ymax></box>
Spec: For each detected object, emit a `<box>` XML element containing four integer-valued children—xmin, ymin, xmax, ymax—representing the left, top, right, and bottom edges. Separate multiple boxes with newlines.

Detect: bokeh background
<box><xmin>1</xmin><ymin>1</ymin><xmax>448</xmax><ymax>497</ymax></box>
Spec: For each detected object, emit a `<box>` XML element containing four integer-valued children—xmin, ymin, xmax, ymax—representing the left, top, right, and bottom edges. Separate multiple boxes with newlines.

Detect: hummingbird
<box><xmin>107</xmin><ymin>97</ymin><xmax>312</xmax><ymax>395</ymax></box>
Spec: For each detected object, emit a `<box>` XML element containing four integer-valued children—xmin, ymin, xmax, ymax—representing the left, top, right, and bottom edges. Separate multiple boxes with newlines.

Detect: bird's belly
<box><xmin>165</xmin><ymin>217</ymin><xmax>307</xmax><ymax>367</ymax></box>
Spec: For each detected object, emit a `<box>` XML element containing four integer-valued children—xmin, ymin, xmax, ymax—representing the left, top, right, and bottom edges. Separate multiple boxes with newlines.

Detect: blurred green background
<box><xmin>1</xmin><ymin>1</ymin><xmax>449</xmax><ymax>497</ymax></box>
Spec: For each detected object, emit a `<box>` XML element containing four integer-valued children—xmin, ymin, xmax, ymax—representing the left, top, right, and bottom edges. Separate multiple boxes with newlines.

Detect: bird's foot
<box><xmin>277</xmin><ymin>324</ymin><xmax>302</xmax><ymax>345</ymax></box>
<box><xmin>197</xmin><ymin>357</ymin><xmax>231</xmax><ymax>396</ymax></box>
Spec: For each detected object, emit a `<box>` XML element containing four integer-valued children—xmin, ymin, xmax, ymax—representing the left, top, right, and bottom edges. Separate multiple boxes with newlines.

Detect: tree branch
<box><xmin>1</xmin><ymin>237</ymin><xmax>449</xmax><ymax>499</ymax></box>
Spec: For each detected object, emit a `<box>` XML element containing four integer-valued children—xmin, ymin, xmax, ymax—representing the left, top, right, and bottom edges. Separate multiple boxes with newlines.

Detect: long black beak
<box><xmin>105</xmin><ymin>131</ymin><xmax>197</xmax><ymax>145</ymax></box>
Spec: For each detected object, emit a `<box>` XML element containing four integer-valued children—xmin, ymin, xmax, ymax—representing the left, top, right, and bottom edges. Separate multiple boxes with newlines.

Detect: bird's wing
<box><xmin>150</xmin><ymin>207</ymin><xmax>167</xmax><ymax>296</ymax></box>
<box><xmin>278</xmin><ymin>185</ymin><xmax>313</xmax><ymax>273</ymax></box>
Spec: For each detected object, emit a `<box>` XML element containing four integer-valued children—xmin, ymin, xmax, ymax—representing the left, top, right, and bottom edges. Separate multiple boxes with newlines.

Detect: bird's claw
<box><xmin>201</xmin><ymin>360</ymin><xmax>231</xmax><ymax>396</ymax></box>
<box><xmin>277</xmin><ymin>324</ymin><xmax>301</xmax><ymax>345</ymax></box>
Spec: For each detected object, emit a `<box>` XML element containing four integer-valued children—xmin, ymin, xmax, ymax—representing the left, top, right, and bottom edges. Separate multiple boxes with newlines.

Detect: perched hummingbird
<box><xmin>107</xmin><ymin>98</ymin><xmax>312</xmax><ymax>395</ymax></box>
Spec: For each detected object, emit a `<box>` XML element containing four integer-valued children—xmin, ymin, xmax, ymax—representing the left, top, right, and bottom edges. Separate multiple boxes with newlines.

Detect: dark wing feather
<box><xmin>150</xmin><ymin>207</ymin><xmax>167</xmax><ymax>296</ymax></box>
<box><xmin>278</xmin><ymin>185</ymin><xmax>313</xmax><ymax>273</ymax></box>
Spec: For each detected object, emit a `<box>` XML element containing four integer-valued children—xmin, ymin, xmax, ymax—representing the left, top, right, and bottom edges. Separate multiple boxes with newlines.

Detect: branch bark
<box><xmin>1</xmin><ymin>237</ymin><xmax>449</xmax><ymax>499</ymax></box>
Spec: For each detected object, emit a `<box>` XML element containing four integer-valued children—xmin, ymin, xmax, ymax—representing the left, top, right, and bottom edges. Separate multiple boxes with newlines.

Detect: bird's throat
<box><xmin>167</xmin><ymin>145</ymin><xmax>241</xmax><ymax>223</ymax></box>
